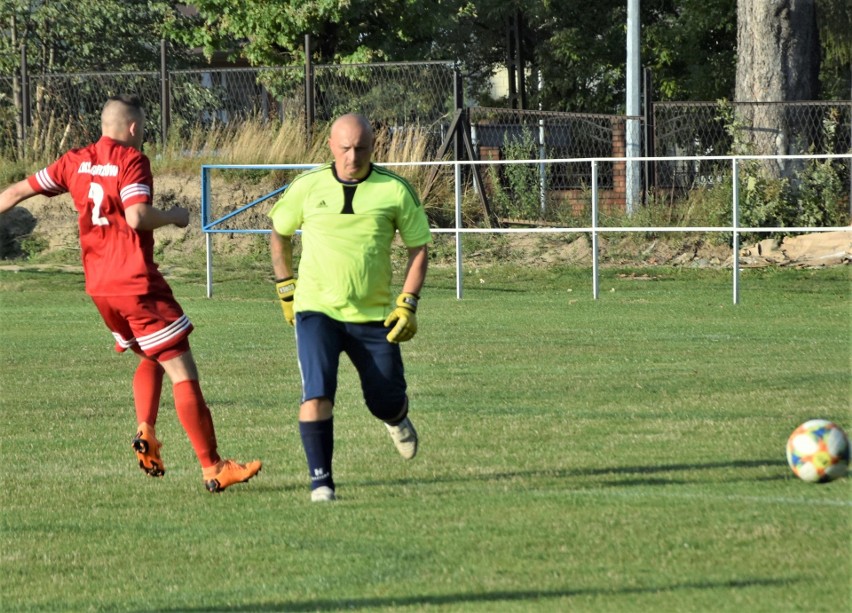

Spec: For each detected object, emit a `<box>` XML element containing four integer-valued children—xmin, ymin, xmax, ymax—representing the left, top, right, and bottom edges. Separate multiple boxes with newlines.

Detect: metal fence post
<box><xmin>643</xmin><ymin>67</ymin><xmax>655</xmax><ymax>203</ymax></box>
<box><xmin>732</xmin><ymin>158</ymin><xmax>740</xmax><ymax>305</ymax></box>
<box><xmin>453</xmin><ymin>64</ymin><xmax>464</xmax><ymax>300</ymax></box>
<box><xmin>160</xmin><ymin>39</ymin><xmax>170</xmax><ymax>149</ymax></box>
<box><xmin>202</xmin><ymin>165</ymin><xmax>214</xmax><ymax>298</ymax></box>
<box><xmin>591</xmin><ymin>160</ymin><xmax>600</xmax><ymax>300</ymax></box>
<box><xmin>305</xmin><ymin>35</ymin><xmax>314</xmax><ymax>146</ymax></box>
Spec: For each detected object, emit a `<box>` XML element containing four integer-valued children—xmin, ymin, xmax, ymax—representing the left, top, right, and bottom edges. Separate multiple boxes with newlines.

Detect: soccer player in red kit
<box><xmin>0</xmin><ymin>95</ymin><xmax>261</xmax><ymax>493</ymax></box>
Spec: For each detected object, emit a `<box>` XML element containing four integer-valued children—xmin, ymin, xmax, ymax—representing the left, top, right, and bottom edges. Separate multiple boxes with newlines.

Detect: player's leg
<box><xmin>131</xmin><ymin>355</ymin><xmax>166</xmax><ymax>476</ymax></box>
<box><xmin>127</xmin><ymin>292</ymin><xmax>260</xmax><ymax>492</ymax></box>
<box><xmin>344</xmin><ymin>322</ymin><xmax>418</xmax><ymax>460</ymax></box>
<box><xmin>133</xmin><ymin>357</ymin><xmax>164</xmax><ymax>426</ymax></box>
<box><xmin>90</xmin><ymin>296</ymin><xmax>166</xmax><ymax>477</ymax></box>
<box><xmin>156</xmin><ymin>344</ymin><xmax>218</xmax><ymax>468</ymax></box>
<box><xmin>155</xmin><ymin>341</ymin><xmax>261</xmax><ymax>493</ymax></box>
<box><xmin>295</xmin><ymin>312</ymin><xmax>343</xmax><ymax>501</ymax></box>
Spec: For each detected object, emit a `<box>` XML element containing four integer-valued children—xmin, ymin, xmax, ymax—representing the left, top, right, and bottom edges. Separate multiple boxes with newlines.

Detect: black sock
<box><xmin>299</xmin><ymin>417</ymin><xmax>334</xmax><ymax>491</ymax></box>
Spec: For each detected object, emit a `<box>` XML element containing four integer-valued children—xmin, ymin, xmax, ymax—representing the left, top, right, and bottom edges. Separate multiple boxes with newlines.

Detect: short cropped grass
<box><xmin>1</xmin><ymin>264</ymin><xmax>850</xmax><ymax>612</ymax></box>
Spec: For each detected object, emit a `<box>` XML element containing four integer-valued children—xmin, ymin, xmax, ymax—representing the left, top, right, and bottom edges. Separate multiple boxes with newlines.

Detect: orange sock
<box><xmin>133</xmin><ymin>359</ymin><xmax>164</xmax><ymax>426</ymax></box>
<box><xmin>173</xmin><ymin>380</ymin><xmax>220</xmax><ymax>468</ymax></box>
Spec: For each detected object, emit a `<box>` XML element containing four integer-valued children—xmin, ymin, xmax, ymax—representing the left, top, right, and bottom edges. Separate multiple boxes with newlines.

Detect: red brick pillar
<box><xmin>611</xmin><ymin>119</ymin><xmax>626</xmax><ymax>213</ymax></box>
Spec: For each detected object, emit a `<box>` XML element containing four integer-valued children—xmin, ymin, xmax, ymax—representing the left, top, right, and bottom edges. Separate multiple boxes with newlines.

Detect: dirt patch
<box><xmin>738</xmin><ymin>232</ymin><xmax>852</xmax><ymax>268</ymax></box>
<box><xmin>1</xmin><ymin>174</ymin><xmax>849</xmax><ymax>270</ymax></box>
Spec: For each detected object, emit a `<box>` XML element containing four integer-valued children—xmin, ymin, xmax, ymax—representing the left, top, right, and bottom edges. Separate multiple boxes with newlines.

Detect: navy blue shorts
<box><xmin>295</xmin><ymin>311</ymin><xmax>407</xmax><ymax>419</ymax></box>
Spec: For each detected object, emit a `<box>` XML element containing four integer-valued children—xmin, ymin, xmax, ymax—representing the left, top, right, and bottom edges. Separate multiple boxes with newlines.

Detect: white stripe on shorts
<box><xmin>112</xmin><ymin>332</ymin><xmax>136</xmax><ymax>350</ymax></box>
<box><xmin>137</xmin><ymin>314</ymin><xmax>192</xmax><ymax>351</ymax></box>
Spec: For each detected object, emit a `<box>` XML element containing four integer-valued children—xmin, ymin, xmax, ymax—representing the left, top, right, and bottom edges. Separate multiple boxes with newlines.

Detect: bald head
<box><xmin>101</xmin><ymin>95</ymin><xmax>145</xmax><ymax>150</ymax></box>
<box><xmin>329</xmin><ymin>114</ymin><xmax>374</xmax><ymax>181</ymax></box>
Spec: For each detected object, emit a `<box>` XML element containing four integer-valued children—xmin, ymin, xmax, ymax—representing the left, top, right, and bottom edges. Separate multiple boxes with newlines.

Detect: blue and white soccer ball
<box><xmin>786</xmin><ymin>419</ymin><xmax>850</xmax><ymax>483</ymax></box>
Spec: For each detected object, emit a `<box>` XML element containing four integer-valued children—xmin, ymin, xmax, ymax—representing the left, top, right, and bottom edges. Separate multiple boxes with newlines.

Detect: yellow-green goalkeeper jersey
<box><xmin>269</xmin><ymin>162</ymin><xmax>432</xmax><ymax>323</ymax></box>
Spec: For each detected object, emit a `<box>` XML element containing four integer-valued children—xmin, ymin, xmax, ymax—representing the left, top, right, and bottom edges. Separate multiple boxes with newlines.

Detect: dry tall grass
<box><xmin>157</xmin><ymin>117</ymin><xmax>458</xmax><ymax>220</ymax></box>
<box><xmin>158</xmin><ymin>116</ymin><xmax>434</xmax><ymax>172</ymax></box>
<box><xmin>156</xmin><ymin>117</ymin><xmax>328</xmax><ymax>171</ymax></box>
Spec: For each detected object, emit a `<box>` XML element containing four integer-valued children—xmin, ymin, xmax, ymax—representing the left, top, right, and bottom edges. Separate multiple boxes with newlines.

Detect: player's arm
<box><xmin>125</xmin><ymin>202</ymin><xmax>189</xmax><ymax>231</ymax></box>
<box><xmin>385</xmin><ymin>244</ymin><xmax>428</xmax><ymax>343</ymax></box>
<box><xmin>0</xmin><ymin>179</ymin><xmax>38</xmax><ymax>215</ymax></box>
<box><xmin>270</xmin><ymin>230</ymin><xmax>294</xmax><ymax>280</ymax></box>
<box><xmin>270</xmin><ymin>230</ymin><xmax>296</xmax><ymax>326</ymax></box>
<box><xmin>401</xmin><ymin>244</ymin><xmax>428</xmax><ymax>297</ymax></box>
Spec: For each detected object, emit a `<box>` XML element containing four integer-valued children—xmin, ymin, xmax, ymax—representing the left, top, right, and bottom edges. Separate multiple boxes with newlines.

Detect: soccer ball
<box><xmin>786</xmin><ymin>419</ymin><xmax>850</xmax><ymax>483</ymax></box>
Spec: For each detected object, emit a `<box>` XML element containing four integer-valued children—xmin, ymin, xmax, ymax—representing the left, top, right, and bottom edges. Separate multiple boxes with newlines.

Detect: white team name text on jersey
<box><xmin>77</xmin><ymin>162</ymin><xmax>118</xmax><ymax>177</ymax></box>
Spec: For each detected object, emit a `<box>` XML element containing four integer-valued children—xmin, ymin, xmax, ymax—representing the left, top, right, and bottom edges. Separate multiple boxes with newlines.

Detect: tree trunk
<box><xmin>735</xmin><ymin>0</ymin><xmax>820</xmax><ymax>177</ymax></box>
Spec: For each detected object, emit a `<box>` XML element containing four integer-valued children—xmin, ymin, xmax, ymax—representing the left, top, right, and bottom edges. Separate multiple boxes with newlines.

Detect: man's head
<box><xmin>329</xmin><ymin>114</ymin><xmax>374</xmax><ymax>181</ymax></box>
<box><xmin>101</xmin><ymin>95</ymin><xmax>146</xmax><ymax>151</ymax></box>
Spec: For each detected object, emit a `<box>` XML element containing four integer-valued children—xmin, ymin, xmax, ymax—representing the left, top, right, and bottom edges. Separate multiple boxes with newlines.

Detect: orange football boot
<box><xmin>203</xmin><ymin>459</ymin><xmax>262</xmax><ymax>493</ymax></box>
<box><xmin>132</xmin><ymin>422</ymin><xmax>165</xmax><ymax>477</ymax></box>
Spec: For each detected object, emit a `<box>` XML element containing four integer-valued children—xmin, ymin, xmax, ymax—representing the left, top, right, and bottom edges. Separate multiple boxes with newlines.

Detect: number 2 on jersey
<box><xmin>88</xmin><ymin>182</ymin><xmax>109</xmax><ymax>226</ymax></box>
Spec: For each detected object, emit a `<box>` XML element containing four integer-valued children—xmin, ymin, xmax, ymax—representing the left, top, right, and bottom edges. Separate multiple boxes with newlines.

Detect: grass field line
<box><xmin>540</xmin><ymin>486</ymin><xmax>852</xmax><ymax>507</ymax></box>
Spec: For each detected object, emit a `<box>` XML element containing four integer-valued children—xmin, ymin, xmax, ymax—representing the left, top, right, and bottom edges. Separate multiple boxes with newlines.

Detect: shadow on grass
<box><xmin>141</xmin><ymin>576</ymin><xmax>797</xmax><ymax>612</ymax></box>
<box><xmin>351</xmin><ymin>458</ymin><xmax>785</xmax><ymax>490</ymax></box>
<box><xmin>429</xmin><ymin>281</ymin><xmax>528</xmax><ymax>294</ymax></box>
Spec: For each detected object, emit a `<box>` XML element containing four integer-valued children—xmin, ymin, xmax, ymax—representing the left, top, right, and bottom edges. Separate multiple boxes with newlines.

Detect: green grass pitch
<box><xmin>1</xmin><ymin>264</ymin><xmax>849</xmax><ymax>612</ymax></box>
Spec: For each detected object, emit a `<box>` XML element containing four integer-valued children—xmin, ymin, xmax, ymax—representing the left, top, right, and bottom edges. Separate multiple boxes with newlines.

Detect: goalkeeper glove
<box><xmin>384</xmin><ymin>292</ymin><xmax>419</xmax><ymax>343</ymax></box>
<box><xmin>275</xmin><ymin>277</ymin><xmax>296</xmax><ymax>326</ymax></box>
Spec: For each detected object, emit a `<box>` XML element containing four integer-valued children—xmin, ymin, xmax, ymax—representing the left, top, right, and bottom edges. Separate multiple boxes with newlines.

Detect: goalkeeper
<box><xmin>269</xmin><ymin>113</ymin><xmax>431</xmax><ymax>502</ymax></box>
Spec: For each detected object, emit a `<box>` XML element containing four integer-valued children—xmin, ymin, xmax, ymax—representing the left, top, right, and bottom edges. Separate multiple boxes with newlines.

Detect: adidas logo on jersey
<box><xmin>316</xmin><ymin>200</ymin><xmax>327</xmax><ymax>208</ymax></box>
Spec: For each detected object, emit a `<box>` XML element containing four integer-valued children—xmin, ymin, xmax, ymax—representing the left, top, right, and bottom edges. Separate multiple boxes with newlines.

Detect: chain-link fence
<box><xmin>313</xmin><ymin>62</ymin><xmax>456</xmax><ymax>126</ymax></box>
<box><xmin>169</xmin><ymin>66</ymin><xmax>305</xmax><ymax>134</ymax></box>
<box><xmin>1</xmin><ymin>61</ymin><xmax>459</xmax><ymax>161</ymax></box>
<box><xmin>2</xmin><ymin>61</ymin><xmax>849</xmax><ymax>227</ymax></box>
<box><xmin>653</xmin><ymin>100</ymin><xmax>852</xmax><ymax>192</ymax></box>
<box><xmin>466</xmin><ymin>107</ymin><xmax>642</xmax><ymax>222</ymax></box>
<box><xmin>0</xmin><ymin>76</ymin><xmax>15</xmax><ymax>159</ymax></box>
<box><xmin>26</xmin><ymin>71</ymin><xmax>161</xmax><ymax>157</ymax></box>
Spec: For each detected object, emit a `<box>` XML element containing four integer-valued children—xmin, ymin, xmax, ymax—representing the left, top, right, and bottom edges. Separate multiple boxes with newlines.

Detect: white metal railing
<box><xmin>200</xmin><ymin>154</ymin><xmax>851</xmax><ymax>304</ymax></box>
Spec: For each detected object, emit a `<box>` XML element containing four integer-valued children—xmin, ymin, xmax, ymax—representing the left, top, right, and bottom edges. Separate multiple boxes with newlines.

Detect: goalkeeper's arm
<box><xmin>270</xmin><ymin>231</ymin><xmax>296</xmax><ymax>326</ymax></box>
<box><xmin>384</xmin><ymin>245</ymin><xmax>428</xmax><ymax>343</ymax></box>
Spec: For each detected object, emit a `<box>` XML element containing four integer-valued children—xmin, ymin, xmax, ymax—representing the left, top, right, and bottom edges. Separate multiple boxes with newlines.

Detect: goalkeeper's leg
<box><xmin>295</xmin><ymin>312</ymin><xmax>343</xmax><ymax>501</ymax></box>
<box><xmin>346</xmin><ymin>324</ymin><xmax>418</xmax><ymax>460</ymax></box>
<box><xmin>299</xmin><ymin>398</ymin><xmax>336</xmax><ymax>501</ymax></box>
<box><xmin>382</xmin><ymin>398</ymin><xmax>418</xmax><ymax>460</ymax></box>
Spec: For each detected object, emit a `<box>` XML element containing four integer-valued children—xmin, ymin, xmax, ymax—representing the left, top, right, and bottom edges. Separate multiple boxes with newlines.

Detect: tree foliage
<box><xmin>167</xmin><ymin>0</ymin><xmax>452</xmax><ymax>65</ymax></box>
<box><xmin>2</xmin><ymin>0</ymin><xmax>849</xmax><ymax>114</ymax></box>
<box><xmin>170</xmin><ymin>0</ymin><xmax>743</xmax><ymax>113</ymax></box>
<box><xmin>816</xmin><ymin>0</ymin><xmax>852</xmax><ymax>99</ymax></box>
<box><xmin>1</xmin><ymin>0</ymin><xmax>191</xmax><ymax>74</ymax></box>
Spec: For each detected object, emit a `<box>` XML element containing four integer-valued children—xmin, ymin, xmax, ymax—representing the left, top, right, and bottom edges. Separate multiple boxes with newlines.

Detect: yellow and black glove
<box><xmin>275</xmin><ymin>277</ymin><xmax>296</xmax><ymax>326</ymax></box>
<box><xmin>384</xmin><ymin>292</ymin><xmax>419</xmax><ymax>343</ymax></box>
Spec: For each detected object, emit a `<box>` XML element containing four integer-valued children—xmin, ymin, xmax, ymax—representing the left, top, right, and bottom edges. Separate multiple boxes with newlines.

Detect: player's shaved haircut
<box><xmin>101</xmin><ymin>95</ymin><xmax>145</xmax><ymax>149</ymax></box>
<box><xmin>102</xmin><ymin>95</ymin><xmax>145</xmax><ymax>133</ymax></box>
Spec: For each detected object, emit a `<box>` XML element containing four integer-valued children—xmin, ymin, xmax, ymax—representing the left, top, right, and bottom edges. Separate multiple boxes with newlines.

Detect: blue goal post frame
<box><xmin>200</xmin><ymin>163</ymin><xmax>315</xmax><ymax>298</ymax></box>
<box><xmin>200</xmin><ymin>154</ymin><xmax>851</xmax><ymax>303</ymax></box>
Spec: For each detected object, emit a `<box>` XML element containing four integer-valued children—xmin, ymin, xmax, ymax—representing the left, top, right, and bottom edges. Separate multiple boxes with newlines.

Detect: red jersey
<box><xmin>28</xmin><ymin>136</ymin><xmax>170</xmax><ymax>296</ymax></box>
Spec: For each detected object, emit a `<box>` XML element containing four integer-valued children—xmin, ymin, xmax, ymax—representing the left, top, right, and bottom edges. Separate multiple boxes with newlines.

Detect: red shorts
<box><xmin>91</xmin><ymin>292</ymin><xmax>194</xmax><ymax>358</ymax></box>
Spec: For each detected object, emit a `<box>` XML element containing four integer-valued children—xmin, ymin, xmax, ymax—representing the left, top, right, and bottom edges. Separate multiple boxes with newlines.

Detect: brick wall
<box><xmin>478</xmin><ymin>119</ymin><xmax>628</xmax><ymax>217</ymax></box>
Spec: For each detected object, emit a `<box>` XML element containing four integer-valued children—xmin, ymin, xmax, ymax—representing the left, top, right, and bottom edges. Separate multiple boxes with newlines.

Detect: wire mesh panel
<box><xmin>312</xmin><ymin>61</ymin><xmax>456</xmax><ymax>126</ymax></box>
<box><xmin>468</xmin><ymin>107</ymin><xmax>643</xmax><ymax>221</ymax></box>
<box><xmin>170</xmin><ymin>66</ymin><xmax>304</xmax><ymax>133</ymax></box>
<box><xmin>653</xmin><ymin>101</ymin><xmax>852</xmax><ymax>192</ymax></box>
<box><xmin>26</xmin><ymin>71</ymin><xmax>160</xmax><ymax>157</ymax></box>
<box><xmin>0</xmin><ymin>76</ymin><xmax>16</xmax><ymax>159</ymax></box>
